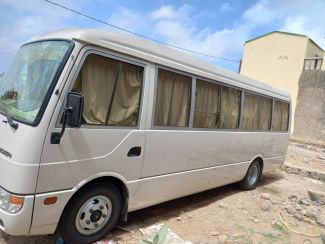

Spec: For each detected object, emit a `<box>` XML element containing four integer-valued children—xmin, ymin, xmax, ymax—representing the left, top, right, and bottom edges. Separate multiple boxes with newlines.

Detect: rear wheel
<box><xmin>58</xmin><ymin>183</ymin><xmax>121</xmax><ymax>244</ymax></box>
<box><xmin>239</xmin><ymin>161</ymin><xmax>261</xmax><ymax>190</ymax></box>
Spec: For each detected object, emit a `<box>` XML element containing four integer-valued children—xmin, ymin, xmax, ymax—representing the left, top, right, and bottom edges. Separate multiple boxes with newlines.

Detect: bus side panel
<box><xmin>263</xmin><ymin>156</ymin><xmax>286</xmax><ymax>172</ymax></box>
<box><xmin>129</xmin><ymin>161</ymin><xmax>250</xmax><ymax>211</ymax></box>
<box><xmin>130</xmin><ymin>130</ymin><xmax>289</xmax><ymax>210</ymax></box>
<box><xmin>141</xmin><ymin>130</ymin><xmax>289</xmax><ymax>178</ymax></box>
<box><xmin>36</xmin><ymin>130</ymin><xmax>145</xmax><ymax>193</ymax></box>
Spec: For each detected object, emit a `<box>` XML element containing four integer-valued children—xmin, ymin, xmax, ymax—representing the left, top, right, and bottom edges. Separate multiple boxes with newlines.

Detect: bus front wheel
<box><xmin>58</xmin><ymin>183</ymin><xmax>121</xmax><ymax>244</ymax></box>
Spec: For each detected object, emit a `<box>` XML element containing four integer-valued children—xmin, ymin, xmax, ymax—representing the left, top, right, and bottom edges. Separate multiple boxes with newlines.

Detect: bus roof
<box><xmin>31</xmin><ymin>28</ymin><xmax>290</xmax><ymax>101</ymax></box>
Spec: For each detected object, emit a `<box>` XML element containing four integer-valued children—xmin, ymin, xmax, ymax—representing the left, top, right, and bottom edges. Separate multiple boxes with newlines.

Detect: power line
<box><xmin>0</xmin><ymin>51</ymin><xmax>15</xmax><ymax>56</ymax></box>
<box><xmin>44</xmin><ymin>0</ymin><xmax>240</xmax><ymax>63</ymax></box>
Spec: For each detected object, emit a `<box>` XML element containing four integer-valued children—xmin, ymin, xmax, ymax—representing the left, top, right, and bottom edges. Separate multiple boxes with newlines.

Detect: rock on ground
<box><xmin>307</xmin><ymin>189</ymin><xmax>325</xmax><ymax>205</ymax></box>
<box><xmin>260</xmin><ymin>193</ymin><xmax>270</xmax><ymax>200</ymax></box>
<box><xmin>260</xmin><ymin>200</ymin><xmax>272</xmax><ymax>211</ymax></box>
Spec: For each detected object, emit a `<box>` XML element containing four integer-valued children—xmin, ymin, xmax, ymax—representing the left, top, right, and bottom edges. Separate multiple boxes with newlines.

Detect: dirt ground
<box><xmin>1</xmin><ymin>141</ymin><xmax>324</xmax><ymax>244</ymax></box>
<box><xmin>286</xmin><ymin>141</ymin><xmax>325</xmax><ymax>173</ymax></box>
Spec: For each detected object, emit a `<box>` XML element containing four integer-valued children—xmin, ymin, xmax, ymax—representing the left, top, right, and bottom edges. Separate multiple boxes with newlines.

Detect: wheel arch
<box><xmin>58</xmin><ymin>173</ymin><xmax>130</xmax><ymax>231</ymax></box>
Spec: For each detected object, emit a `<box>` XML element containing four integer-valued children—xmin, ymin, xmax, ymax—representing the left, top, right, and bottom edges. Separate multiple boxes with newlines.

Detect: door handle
<box><xmin>127</xmin><ymin>147</ymin><xmax>141</xmax><ymax>157</ymax></box>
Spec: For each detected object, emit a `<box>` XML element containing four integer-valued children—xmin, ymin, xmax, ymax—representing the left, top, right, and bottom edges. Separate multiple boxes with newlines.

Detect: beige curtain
<box><xmin>272</xmin><ymin>101</ymin><xmax>289</xmax><ymax>131</ymax></box>
<box><xmin>257</xmin><ymin>97</ymin><xmax>272</xmax><ymax>130</ymax></box>
<box><xmin>108</xmin><ymin>63</ymin><xmax>142</xmax><ymax>126</ymax></box>
<box><xmin>73</xmin><ymin>54</ymin><xmax>142</xmax><ymax>126</ymax></box>
<box><xmin>243</xmin><ymin>93</ymin><xmax>258</xmax><ymax>130</ymax></box>
<box><xmin>79</xmin><ymin>55</ymin><xmax>117</xmax><ymax>125</ymax></box>
<box><xmin>219</xmin><ymin>86</ymin><xmax>240</xmax><ymax>129</ymax></box>
<box><xmin>194</xmin><ymin>80</ymin><xmax>220</xmax><ymax>128</ymax></box>
<box><xmin>243</xmin><ymin>93</ymin><xmax>272</xmax><ymax>130</ymax></box>
<box><xmin>154</xmin><ymin>69</ymin><xmax>191</xmax><ymax>127</ymax></box>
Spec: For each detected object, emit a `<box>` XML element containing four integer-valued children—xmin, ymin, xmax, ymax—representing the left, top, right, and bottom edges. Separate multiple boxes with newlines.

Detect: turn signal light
<box><xmin>44</xmin><ymin>197</ymin><xmax>58</xmax><ymax>205</ymax></box>
<box><xmin>9</xmin><ymin>195</ymin><xmax>24</xmax><ymax>205</ymax></box>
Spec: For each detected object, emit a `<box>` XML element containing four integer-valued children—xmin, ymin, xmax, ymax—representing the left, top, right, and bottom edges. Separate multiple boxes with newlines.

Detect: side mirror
<box><xmin>51</xmin><ymin>92</ymin><xmax>84</xmax><ymax>144</ymax></box>
<box><xmin>66</xmin><ymin>92</ymin><xmax>84</xmax><ymax>128</ymax></box>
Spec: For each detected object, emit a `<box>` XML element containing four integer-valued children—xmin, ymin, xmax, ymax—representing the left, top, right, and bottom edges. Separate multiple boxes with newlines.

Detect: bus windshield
<box><xmin>0</xmin><ymin>40</ymin><xmax>72</xmax><ymax>125</ymax></box>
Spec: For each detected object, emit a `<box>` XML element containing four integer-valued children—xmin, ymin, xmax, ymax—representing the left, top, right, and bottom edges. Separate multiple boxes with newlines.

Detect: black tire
<box><xmin>239</xmin><ymin>161</ymin><xmax>261</xmax><ymax>190</ymax></box>
<box><xmin>58</xmin><ymin>183</ymin><xmax>121</xmax><ymax>244</ymax></box>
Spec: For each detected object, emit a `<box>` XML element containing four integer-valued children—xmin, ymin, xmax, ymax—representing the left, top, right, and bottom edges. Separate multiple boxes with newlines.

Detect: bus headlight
<box><xmin>0</xmin><ymin>187</ymin><xmax>24</xmax><ymax>214</ymax></box>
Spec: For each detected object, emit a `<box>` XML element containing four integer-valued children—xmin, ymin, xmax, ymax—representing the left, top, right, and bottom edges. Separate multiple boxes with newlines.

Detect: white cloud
<box><xmin>150</xmin><ymin>6</ymin><xmax>176</xmax><ymax>20</ymax></box>
<box><xmin>0</xmin><ymin>0</ymin><xmax>85</xmax><ymax>52</ymax></box>
<box><xmin>242</xmin><ymin>0</ymin><xmax>284</xmax><ymax>26</ymax></box>
<box><xmin>153</xmin><ymin>20</ymin><xmax>195</xmax><ymax>43</ymax></box>
<box><xmin>241</xmin><ymin>0</ymin><xmax>325</xmax><ymax>49</ymax></box>
<box><xmin>98</xmin><ymin>4</ymin><xmax>261</xmax><ymax>70</ymax></box>
<box><xmin>280</xmin><ymin>1</ymin><xmax>325</xmax><ymax>49</ymax></box>
<box><xmin>0</xmin><ymin>0</ymin><xmax>88</xmax><ymax>71</ymax></box>
<box><xmin>220</xmin><ymin>2</ymin><xmax>234</xmax><ymax>12</ymax></box>
<box><xmin>149</xmin><ymin>5</ymin><xmax>195</xmax><ymax>43</ymax></box>
<box><xmin>107</xmin><ymin>7</ymin><xmax>147</xmax><ymax>33</ymax></box>
<box><xmin>147</xmin><ymin>5</ymin><xmax>252</xmax><ymax>69</ymax></box>
<box><xmin>149</xmin><ymin>5</ymin><xmax>192</xmax><ymax>21</ymax></box>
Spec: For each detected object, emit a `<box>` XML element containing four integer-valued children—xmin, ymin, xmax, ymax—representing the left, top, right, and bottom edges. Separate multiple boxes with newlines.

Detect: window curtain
<box><xmin>79</xmin><ymin>55</ymin><xmax>118</xmax><ymax>125</ymax></box>
<box><xmin>73</xmin><ymin>54</ymin><xmax>142</xmax><ymax>126</ymax></box>
<box><xmin>194</xmin><ymin>80</ymin><xmax>220</xmax><ymax>128</ymax></box>
<box><xmin>219</xmin><ymin>87</ymin><xmax>240</xmax><ymax>129</ymax></box>
<box><xmin>243</xmin><ymin>93</ymin><xmax>272</xmax><ymax>130</ymax></box>
<box><xmin>272</xmin><ymin>101</ymin><xmax>289</xmax><ymax>131</ymax></box>
<box><xmin>257</xmin><ymin>97</ymin><xmax>272</xmax><ymax>130</ymax></box>
<box><xmin>108</xmin><ymin>63</ymin><xmax>142</xmax><ymax>126</ymax></box>
<box><xmin>154</xmin><ymin>69</ymin><xmax>191</xmax><ymax>127</ymax></box>
<box><xmin>242</xmin><ymin>94</ymin><xmax>258</xmax><ymax>130</ymax></box>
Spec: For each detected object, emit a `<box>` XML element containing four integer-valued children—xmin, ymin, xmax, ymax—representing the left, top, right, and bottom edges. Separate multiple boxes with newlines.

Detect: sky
<box><xmin>0</xmin><ymin>0</ymin><xmax>324</xmax><ymax>73</ymax></box>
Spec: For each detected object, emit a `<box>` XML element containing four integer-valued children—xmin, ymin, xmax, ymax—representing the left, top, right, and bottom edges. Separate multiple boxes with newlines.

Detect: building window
<box><xmin>73</xmin><ymin>54</ymin><xmax>143</xmax><ymax>126</ymax></box>
<box><xmin>272</xmin><ymin>100</ymin><xmax>289</xmax><ymax>131</ymax></box>
<box><xmin>304</xmin><ymin>58</ymin><xmax>323</xmax><ymax>70</ymax></box>
<box><xmin>194</xmin><ymin>80</ymin><xmax>240</xmax><ymax>129</ymax></box>
<box><xmin>242</xmin><ymin>93</ymin><xmax>272</xmax><ymax>130</ymax></box>
<box><xmin>154</xmin><ymin>69</ymin><xmax>192</xmax><ymax>127</ymax></box>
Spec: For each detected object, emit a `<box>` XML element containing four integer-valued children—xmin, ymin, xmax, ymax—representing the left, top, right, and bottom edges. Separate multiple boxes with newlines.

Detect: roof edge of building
<box><xmin>245</xmin><ymin>31</ymin><xmax>324</xmax><ymax>52</ymax></box>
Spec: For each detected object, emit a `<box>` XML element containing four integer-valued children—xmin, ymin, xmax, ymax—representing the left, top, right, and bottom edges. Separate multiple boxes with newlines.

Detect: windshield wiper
<box><xmin>0</xmin><ymin>102</ymin><xmax>19</xmax><ymax>130</ymax></box>
<box><xmin>3</xmin><ymin>112</ymin><xmax>19</xmax><ymax>130</ymax></box>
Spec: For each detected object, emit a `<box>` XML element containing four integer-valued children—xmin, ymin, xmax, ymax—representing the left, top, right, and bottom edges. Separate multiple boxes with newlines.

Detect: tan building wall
<box><xmin>240</xmin><ymin>31</ymin><xmax>324</xmax><ymax>132</ymax></box>
<box><xmin>305</xmin><ymin>41</ymin><xmax>324</xmax><ymax>58</ymax></box>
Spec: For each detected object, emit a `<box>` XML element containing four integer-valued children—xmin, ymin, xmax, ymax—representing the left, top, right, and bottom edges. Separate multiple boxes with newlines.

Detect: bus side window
<box><xmin>272</xmin><ymin>101</ymin><xmax>289</xmax><ymax>131</ymax></box>
<box><xmin>194</xmin><ymin>80</ymin><xmax>241</xmax><ymax>129</ymax></box>
<box><xmin>194</xmin><ymin>80</ymin><xmax>221</xmax><ymax>129</ymax></box>
<box><xmin>72</xmin><ymin>54</ymin><xmax>143</xmax><ymax>127</ymax></box>
<box><xmin>242</xmin><ymin>93</ymin><xmax>272</xmax><ymax>131</ymax></box>
<box><xmin>154</xmin><ymin>69</ymin><xmax>192</xmax><ymax>127</ymax></box>
<box><xmin>219</xmin><ymin>86</ymin><xmax>241</xmax><ymax>129</ymax></box>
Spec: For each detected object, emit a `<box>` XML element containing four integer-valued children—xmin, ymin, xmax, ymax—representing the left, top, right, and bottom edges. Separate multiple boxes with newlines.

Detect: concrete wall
<box><xmin>293</xmin><ymin>71</ymin><xmax>325</xmax><ymax>141</ymax></box>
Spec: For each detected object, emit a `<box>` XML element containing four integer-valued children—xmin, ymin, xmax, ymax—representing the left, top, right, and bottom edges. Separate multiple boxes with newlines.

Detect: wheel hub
<box><xmin>247</xmin><ymin>165</ymin><xmax>259</xmax><ymax>186</ymax></box>
<box><xmin>75</xmin><ymin>195</ymin><xmax>112</xmax><ymax>235</ymax></box>
<box><xmin>90</xmin><ymin>210</ymin><xmax>103</xmax><ymax>222</ymax></box>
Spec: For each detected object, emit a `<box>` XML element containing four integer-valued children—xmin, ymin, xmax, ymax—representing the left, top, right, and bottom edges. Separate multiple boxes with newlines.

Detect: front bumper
<box><xmin>0</xmin><ymin>195</ymin><xmax>34</xmax><ymax>236</ymax></box>
<box><xmin>29</xmin><ymin>189</ymin><xmax>74</xmax><ymax>235</ymax></box>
